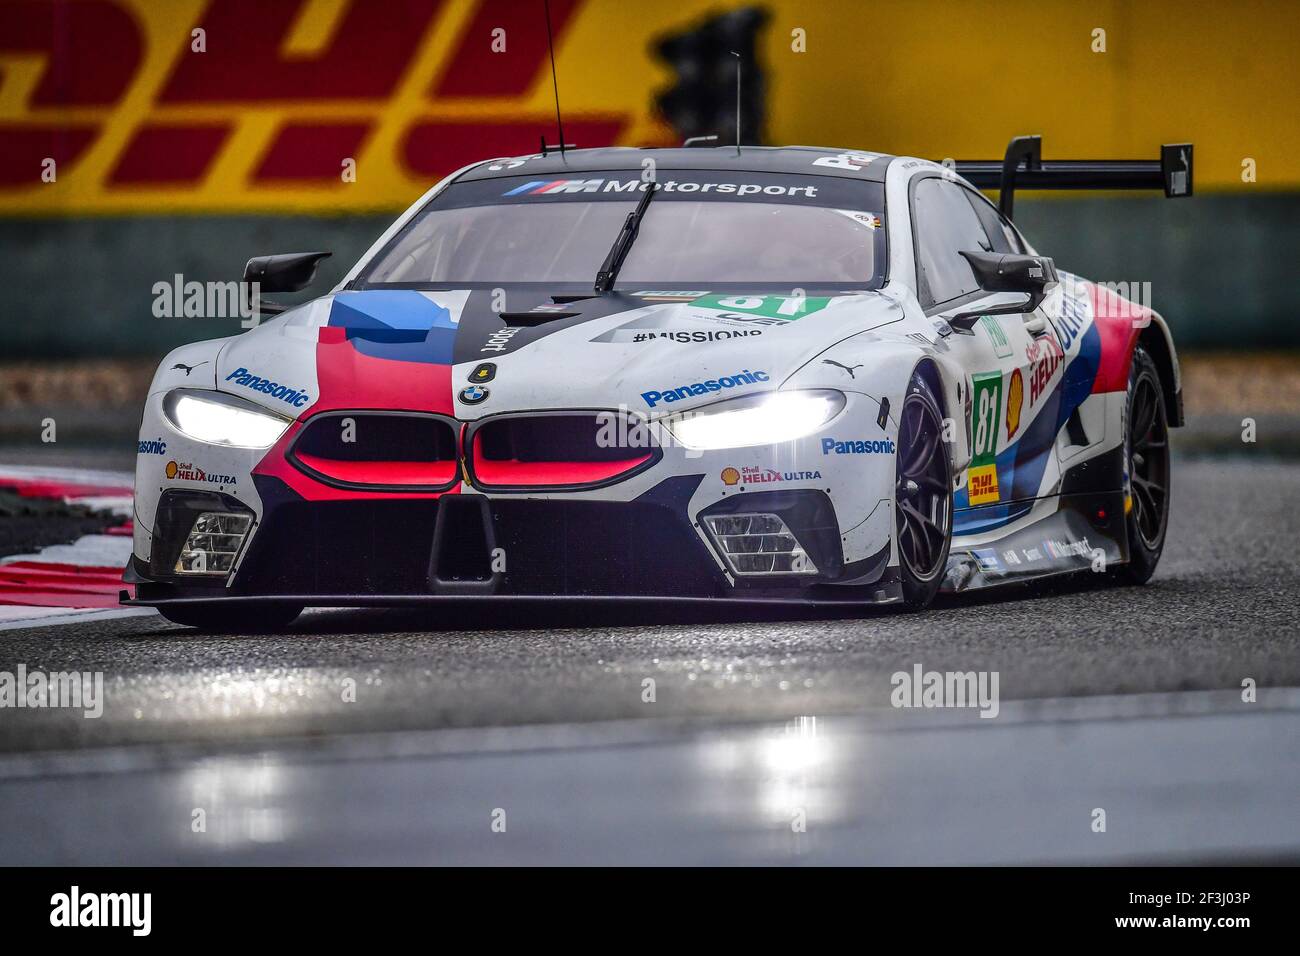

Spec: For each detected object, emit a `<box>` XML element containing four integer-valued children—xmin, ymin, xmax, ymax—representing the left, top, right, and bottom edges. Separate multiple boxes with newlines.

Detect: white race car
<box><xmin>125</xmin><ymin>136</ymin><xmax>1192</xmax><ymax>628</ymax></box>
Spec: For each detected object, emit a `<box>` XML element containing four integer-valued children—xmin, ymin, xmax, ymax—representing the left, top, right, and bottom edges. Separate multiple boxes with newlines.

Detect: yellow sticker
<box><xmin>968</xmin><ymin>464</ymin><xmax>1000</xmax><ymax>505</ymax></box>
<box><xmin>1006</xmin><ymin>368</ymin><xmax>1023</xmax><ymax>438</ymax></box>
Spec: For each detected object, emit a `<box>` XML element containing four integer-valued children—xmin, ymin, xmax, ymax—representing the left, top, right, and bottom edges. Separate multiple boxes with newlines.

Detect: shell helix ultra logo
<box><xmin>164</xmin><ymin>459</ymin><xmax>237</xmax><ymax>487</ymax></box>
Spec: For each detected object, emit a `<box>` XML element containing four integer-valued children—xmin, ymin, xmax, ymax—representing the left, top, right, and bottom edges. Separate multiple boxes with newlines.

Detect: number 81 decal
<box><xmin>696</xmin><ymin>294</ymin><xmax>832</xmax><ymax>320</ymax></box>
<box><xmin>968</xmin><ymin>371</ymin><xmax>1003</xmax><ymax>505</ymax></box>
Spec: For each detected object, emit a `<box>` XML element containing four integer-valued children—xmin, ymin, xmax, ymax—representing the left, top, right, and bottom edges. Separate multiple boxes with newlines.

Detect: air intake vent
<box><xmin>289</xmin><ymin>411</ymin><xmax>458</xmax><ymax>491</ymax></box>
<box><xmin>468</xmin><ymin>411</ymin><xmax>660</xmax><ymax>491</ymax></box>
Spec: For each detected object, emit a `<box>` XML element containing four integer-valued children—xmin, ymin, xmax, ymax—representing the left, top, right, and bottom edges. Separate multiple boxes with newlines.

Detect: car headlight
<box><xmin>664</xmin><ymin>389</ymin><xmax>845</xmax><ymax>450</ymax></box>
<box><xmin>163</xmin><ymin>388</ymin><xmax>292</xmax><ymax>448</ymax></box>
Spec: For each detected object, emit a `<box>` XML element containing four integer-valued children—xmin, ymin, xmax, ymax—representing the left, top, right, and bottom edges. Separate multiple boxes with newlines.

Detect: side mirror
<box><xmin>243</xmin><ymin>251</ymin><xmax>332</xmax><ymax>295</ymax></box>
<box><xmin>947</xmin><ymin>251</ymin><xmax>1057</xmax><ymax>332</ymax></box>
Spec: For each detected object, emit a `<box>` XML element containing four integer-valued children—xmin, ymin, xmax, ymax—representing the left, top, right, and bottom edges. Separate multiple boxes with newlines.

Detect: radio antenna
<box><xmin>730</xmin><ymin>51</ymin><xmax>741</xmax><ymax>155</ymax></box>
<box><xmin>544</xmin><ymin>0</ymin><xmax>566</xmax><ymax>157</ymax></box>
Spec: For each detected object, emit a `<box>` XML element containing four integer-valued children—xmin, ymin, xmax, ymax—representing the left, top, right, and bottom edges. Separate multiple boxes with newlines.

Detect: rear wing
<box><xmin>951</xmin><ymin>136</ymin><xmax>1193</xmax><ymax>218</ymax></box>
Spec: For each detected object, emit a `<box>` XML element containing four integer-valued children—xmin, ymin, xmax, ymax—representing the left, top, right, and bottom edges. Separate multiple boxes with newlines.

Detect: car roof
<box><xmin>454</xmin><ymin>145</ymin><xmax>896</xmax><ymax>183</ymax></box>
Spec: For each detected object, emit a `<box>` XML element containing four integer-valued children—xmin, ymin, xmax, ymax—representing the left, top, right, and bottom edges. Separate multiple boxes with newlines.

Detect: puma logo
<box><xmin>171</xmin><ymin>361</ymin><xmax>209</xmax><ymax>376</ymax></box>
<box><xmin>823</xmin><ymin>359</ymin><xmax>863</xmax><ymax>379</ymax></box>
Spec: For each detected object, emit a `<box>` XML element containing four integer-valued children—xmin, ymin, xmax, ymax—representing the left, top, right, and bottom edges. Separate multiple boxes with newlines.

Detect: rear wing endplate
<box><xmin>952</xmin><ymin>136</ymin><xmax>1193</xmax><ymax>218</ymax></box>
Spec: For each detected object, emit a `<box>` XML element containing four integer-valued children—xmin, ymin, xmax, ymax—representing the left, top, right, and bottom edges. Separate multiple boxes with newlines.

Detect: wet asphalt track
<box><xmin>1</xmin><ymin>456</ymin><xmax>1298</xmax><ymax>863</ymax></box>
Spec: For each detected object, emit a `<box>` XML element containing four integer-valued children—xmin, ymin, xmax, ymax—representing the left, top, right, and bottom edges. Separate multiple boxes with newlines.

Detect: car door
<box><xmin>960</xmin><ymin>187</ymin><xmax>1068</xmax><ymax>507</ymax></box>
<box><xmin>910</xmin><ymin>176</ymin><xmax>1044</xmax><ymax>517</ymax></box>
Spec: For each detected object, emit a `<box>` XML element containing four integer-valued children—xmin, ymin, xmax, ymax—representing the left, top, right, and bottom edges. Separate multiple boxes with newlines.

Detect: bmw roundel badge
<box><xmin>459</xmin><ymin>384</ymin><xmax>489</xmax><ymax>404</ymax></box>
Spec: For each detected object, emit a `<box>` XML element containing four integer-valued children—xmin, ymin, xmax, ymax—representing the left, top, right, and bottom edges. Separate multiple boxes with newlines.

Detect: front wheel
<box><xmin>894</xmin><ymin>372</ymin><xmax>953</xmax><ymax>609</ymax></box>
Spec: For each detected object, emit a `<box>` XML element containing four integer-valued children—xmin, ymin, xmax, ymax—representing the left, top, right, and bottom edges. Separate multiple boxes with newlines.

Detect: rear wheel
<box><xmin>895</xmin><ymin>372</ymin><xmax>953</xmax><ymax>609</ymax></box>
<box><xmin>158</xmin><ymin>602</ymin><xmax>304</xmax><ymax>632</ymax></box>
<box><xmin>1115</xmin><ymin>347</ymin><xmax>1170</xmax><ymax>584</ymax></box>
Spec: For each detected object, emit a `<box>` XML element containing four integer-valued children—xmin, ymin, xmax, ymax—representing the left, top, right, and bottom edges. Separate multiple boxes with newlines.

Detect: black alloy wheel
<box><xmin>895</xmin><ymin>375</ymin><xmax>953</xmax><ymax>607</ymax></box>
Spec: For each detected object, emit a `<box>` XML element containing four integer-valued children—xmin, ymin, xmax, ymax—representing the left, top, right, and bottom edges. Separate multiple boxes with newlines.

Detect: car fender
<box><xmin>135</xmin><ymin>336</ymin><xmax>261</xmax><ymax>570</ymax></box>
<box><xmin>146</xmin><ymin>338</ymin><xmax>229</xmax><ymax>397</ymax></box>
<box><xmin>785</xmin><ymin>333</ymin><xmax>970</xmax><ymax>476</ymax></box>
<box><xmin>780</xmin><ymin>336</ymin><xmax>967</xmax><ymax>570</ymax></box>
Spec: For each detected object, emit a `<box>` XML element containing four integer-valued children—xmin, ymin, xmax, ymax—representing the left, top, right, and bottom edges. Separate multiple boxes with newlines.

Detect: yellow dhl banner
<box><xmin>1</xmin><ymin>0</ymin><xmax>1296</xmax><ymax>215</ymax></box>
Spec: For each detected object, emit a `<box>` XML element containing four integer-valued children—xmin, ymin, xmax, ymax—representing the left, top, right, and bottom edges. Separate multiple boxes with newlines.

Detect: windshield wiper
<box><xmin>594</xmin><ymin>183</ymin><xmax>658</xmax><ymax>293</ymax></box>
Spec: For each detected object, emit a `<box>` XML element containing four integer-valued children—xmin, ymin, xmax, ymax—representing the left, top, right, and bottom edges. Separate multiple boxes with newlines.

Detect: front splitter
<box><xmin>120</xmin><ymin>584</ymin><xmax>904</xmax><ymax>610</ymax></box>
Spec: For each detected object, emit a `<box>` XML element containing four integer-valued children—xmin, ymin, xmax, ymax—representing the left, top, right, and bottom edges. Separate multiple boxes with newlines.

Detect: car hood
<box><xmin>215</xmin><ymin>288</ymin><xmax>906</xmax><ymax>417</ymax></box>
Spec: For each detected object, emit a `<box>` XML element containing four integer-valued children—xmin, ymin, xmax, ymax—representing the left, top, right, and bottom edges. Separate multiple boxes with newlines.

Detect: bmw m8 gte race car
<box><xmin>125</xmin><ymin>136</ymin><xmax>1192</xmax><ymax>628</ymax></box>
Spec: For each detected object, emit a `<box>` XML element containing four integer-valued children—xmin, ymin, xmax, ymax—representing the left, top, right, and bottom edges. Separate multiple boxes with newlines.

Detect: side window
<box><xmin>912</xmin><ymin>178</ymin><xmax>992</xmax><ymax>308</ymax></box>
<box><xmin>964</xmin><ymin>190</ymin><xmax>1025</xmax><ymax>254</ymax></box>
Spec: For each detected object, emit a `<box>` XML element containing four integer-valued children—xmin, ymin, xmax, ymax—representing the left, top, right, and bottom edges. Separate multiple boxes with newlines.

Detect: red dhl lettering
<box><xmin>0</xmin><ymin>0</ymin><xmax>650</xmax><ymax>211</ymax></box>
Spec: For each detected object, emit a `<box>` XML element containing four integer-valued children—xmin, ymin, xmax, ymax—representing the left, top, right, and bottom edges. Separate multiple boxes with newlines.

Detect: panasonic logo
<box><xmin>641</xmin><ymin>370</ymin><xmax>769</xmax><ymax>407</ymax></box>
<box><xmin>821</xmin><ymin>437</ymin><xmax>895</xmax><ymax>455</ymax></box>
<box><xmin>224</xmin><ymin>367</ymin><xmax>310</xmax><ymax>407</ymax></box>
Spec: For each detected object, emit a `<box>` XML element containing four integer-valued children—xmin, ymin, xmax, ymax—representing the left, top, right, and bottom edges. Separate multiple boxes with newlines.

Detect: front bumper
<box><xmin>126</xmin><ymin>473</ymin><xmax>899</xmax><ymax>607</ymax></box>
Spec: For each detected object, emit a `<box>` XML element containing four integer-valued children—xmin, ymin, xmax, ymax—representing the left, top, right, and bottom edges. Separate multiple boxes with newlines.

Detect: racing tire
<box><xmin>894</xmin><ymin>370</ymin><xmax>954</xmax><ymax>609</ymax></box>
<box><xmin>1114</xmin><ymin>346</ymin><xmax>1171</xmax><ymax>584</ymax></box>
<box><xmin>157</xmin><ymin>602</ymin><xmax>304</xmax><ymax>632</ymax></box>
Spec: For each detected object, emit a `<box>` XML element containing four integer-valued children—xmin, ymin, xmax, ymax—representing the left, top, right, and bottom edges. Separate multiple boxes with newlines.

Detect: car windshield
<box><xmin>360</xmin><ymin>170</ymin><xmax>886</xmax><ymax>289</ymax></box>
